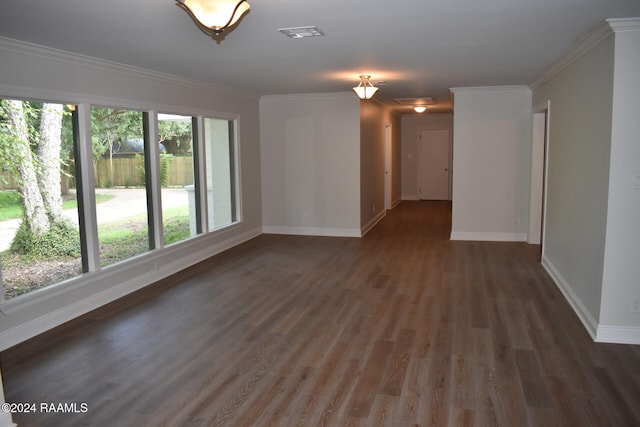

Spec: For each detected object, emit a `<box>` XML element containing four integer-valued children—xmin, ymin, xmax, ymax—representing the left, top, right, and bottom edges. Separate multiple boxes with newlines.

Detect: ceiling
<box><xmin>1</xmin><ymin>0</ymin><xmax>638</xmax><ymax>114</ymax></box>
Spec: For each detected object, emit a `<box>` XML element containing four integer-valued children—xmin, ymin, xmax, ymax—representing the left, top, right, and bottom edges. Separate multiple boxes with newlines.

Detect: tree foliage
<box><xmin>88</xmin><ymin>109</ymin><xmax>193</xmax><ymax>156</ymax></box>
<box><xmin>158</xmin><ymin>119</ymin><xmax>192</xmax><ymax>155</ymax></box>
<box><xmin>90</xmin><ymin>108</ymin><xmax>143</xmax><ymax>160</ymax></box>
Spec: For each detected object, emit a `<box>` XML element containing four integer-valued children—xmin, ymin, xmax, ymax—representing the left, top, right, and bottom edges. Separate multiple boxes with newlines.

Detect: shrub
<box><xmin>10</xmin><ymin>219</ymin><xmax>81</xmax><ymax>259</ymax></box>
<box><xmin>160</xmin><ymin>153</ymin><xmax>172</xmax><ymax>187</ymax></box>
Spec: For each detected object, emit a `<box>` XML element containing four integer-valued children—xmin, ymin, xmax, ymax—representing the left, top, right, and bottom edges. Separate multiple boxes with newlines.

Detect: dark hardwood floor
<box><xmin>2</xmin><ymin>201</ymin><xmax>639</xmax><ymax>426</ymax></box>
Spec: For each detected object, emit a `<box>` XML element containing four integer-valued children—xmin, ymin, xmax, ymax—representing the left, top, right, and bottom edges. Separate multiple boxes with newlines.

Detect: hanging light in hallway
<box><xmin>353</xmin><ymin>75</ymin><xmax>379</xmax><ymax>100</ymax></box>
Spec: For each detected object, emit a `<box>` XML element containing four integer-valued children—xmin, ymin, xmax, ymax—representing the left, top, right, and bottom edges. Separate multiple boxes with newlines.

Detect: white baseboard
<box><xmin>542</xmin><ymin>255</ymin><xmax>598</xmax><ymax>341</ymax></box>
<box><xmin>596</xmin><ymin>325</ymin><xmax>640</xmax><ymax>345</ymax></box>
<box><xmin>0</xmin><ymin>227</ymin><xmax>262</xmax><ymax>352</ymax></box>
<box><xmin>450</xmin><ymin>231</ymin><xmax>527</xmax><ymax>242</ymax></box>
<box><xmin>263</xmin><ymin>213</ymin><xmax>385</xmax><ymax>238</ymax></box>
<box><xmin>542</xmin><ymin>256</ymin><xmax>640</xmax><ymax>345</ymax></box>
<box><xmin>262</xmin><ymin>225</ymin><xmax>361</xmax><ymax>238</ymax></box>
<box><xmin>361</xmin><ymin>210</ymin><xmax>386</xmax><ymax>236</ymax></box>
<box><xmin>401</xmin><ymin>194</ymin><xmax>419</xmax><ymax>201</ymax></box>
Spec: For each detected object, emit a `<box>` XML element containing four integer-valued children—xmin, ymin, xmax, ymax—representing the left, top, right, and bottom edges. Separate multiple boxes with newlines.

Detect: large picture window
<box><xmin>1</xmin><ymin>98</ymin><xmax>240</xmax><ymax>303</ymax></box>
<box><xmin>0</xmin><ymin>98</ymin><xmax>83</xmax><ymax>300</ymax></box>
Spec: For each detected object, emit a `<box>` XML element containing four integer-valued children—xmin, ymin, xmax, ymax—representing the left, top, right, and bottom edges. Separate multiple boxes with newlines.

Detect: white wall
<box><xmin>531</xmin><ymin>26</ymin><xmax>615</xmax><ymax>338</ymax></box>
<box><xmin>0</xmin><ymin>38</ymin><xmax>263</xmax><ymax>350</ymax></box>
<box><xmin>531</xmin><ymin>19</ymin><xmax>640</xmax><ymax>344</ymax></box>
<box><xmin>450</xmin><ymin>86</ymin><xmax>532</xmax><ymax>241</ymax></box>
<box><xmin>599</xmin><ymin>25</ymin><xmax>640</xmax><ymax>340</ymax></box>
<box><xmin>401</xmin><ymin>113</ymin><xmax>453</xmax><ymax>200</ymax></box>
<box><xmin>360</xmin><ymin>101</ymin><xmax>400</xmax><ymax>234</ymax></box>
<box><xmin>260</xmin><ymin>93</ymin><xmax>361</xmax><ymax>237</ymax></box>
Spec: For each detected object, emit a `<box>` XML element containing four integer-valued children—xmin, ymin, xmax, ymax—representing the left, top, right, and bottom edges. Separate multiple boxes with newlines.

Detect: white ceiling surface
<box><xmin>1</xmin><ymin>0</ymin><xmax>638</xmax><ymax>113</ymax></box>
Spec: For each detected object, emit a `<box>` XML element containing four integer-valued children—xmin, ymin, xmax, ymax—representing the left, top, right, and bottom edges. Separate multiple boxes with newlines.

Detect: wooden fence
<box><xmin>1</xmin><ymin>155</ymin><xmax>194</xmax><ymax>190</ymax></box>
<box><xmin>95</xmin><ymin>155</ymin><xmax>194</xmax><ymax>188</ymax></box>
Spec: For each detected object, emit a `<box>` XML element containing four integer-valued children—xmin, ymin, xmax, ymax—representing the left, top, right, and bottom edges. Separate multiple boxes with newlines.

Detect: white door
<box><xmin>418</xmin><ymin>129</ymin><xmax>450</xmax><ymax>200</ymax></box>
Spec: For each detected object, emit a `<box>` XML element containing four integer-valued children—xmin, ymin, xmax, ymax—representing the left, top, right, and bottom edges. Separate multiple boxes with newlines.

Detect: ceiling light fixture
<box><xmin>353</xmin><ymin>75</ymin><xmax>379</xmax><ymax>100</ymax></box>
<box><xmin>176</xmin><ymin>0</ymin><xmax>250</xmax><ymax>38</ymax></box>
<box><xmin>394</xmin><ymin>97</ymin><xmax>434</xmax><ymax>112</ymax></box>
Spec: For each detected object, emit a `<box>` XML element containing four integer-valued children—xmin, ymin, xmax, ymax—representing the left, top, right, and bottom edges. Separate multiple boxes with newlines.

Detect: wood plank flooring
<box><xmin>2</xmin><ymin>201</ymin><xmax>640</xmax><ymax>426</ymax></box>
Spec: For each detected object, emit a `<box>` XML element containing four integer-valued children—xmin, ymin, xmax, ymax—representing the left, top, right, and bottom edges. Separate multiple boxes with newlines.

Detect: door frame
<box><xmin>529</xmin><ymin>100</ymin><xmax>551</xmax><ymax>257</ymax></box>
<box><xmin>384</xmin><ymin>123</ymin><xmax>392</xmax><ymax>210</ymax></box>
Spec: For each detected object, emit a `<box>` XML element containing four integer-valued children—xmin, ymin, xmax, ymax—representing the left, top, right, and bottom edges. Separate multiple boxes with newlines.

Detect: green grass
<box><xmin>2</xmin><ymin>201</ymin><xmax>190</xmax><ymax>264</ymax></box>
<box><xmin>96</xmin><ymin>209</ymin><xmax>150</xmax><ymax>266</ymax></box>
<box><xmin>97</xmin><ymin>204</ymin><xmax>190</xmax><ymax>266</ymax></box>
<box><xmin>163</xmin><ymin>212</ymin><xmax>191</xmax><ymax>246</ymax></box>
<box><xmin>0</xmin><ymin>192</ymin><xmax>22</xmax><ymax>220</ymax></box>
<box><xmin>0</xmin><ymin>191</ymin><xmax>114</xmax><ymax>221</ymax></box>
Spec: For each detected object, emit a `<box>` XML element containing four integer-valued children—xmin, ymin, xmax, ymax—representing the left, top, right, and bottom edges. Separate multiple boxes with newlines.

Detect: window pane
<box><xmin>204</xmin><ymin>117</ymin><xmax>236</xmax><ymax>230</ymax></box>
<box><xmin>0</xmin><ymin>99</ymin><xmax>82</xmax><ymax>300</ymax></box>
<box><xmin>158</xmin><ymin>114</ymin><xmax>197</xmax><ymax>245</ymax></box>
<box><xmin>91</xmin><ymin>107</ymin><xmax>150</xmax><ymax>266</ymax></box>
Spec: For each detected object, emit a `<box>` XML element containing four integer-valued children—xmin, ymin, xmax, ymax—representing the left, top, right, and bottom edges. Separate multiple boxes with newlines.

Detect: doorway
<box><xmin>384</xmin><ymin>123</ymin><xmax>392</xmax><ymax>210</ymax></box>
<box><xmin>418</xmin><ymin>129</ymin><xmax>451</xmax><ymax>200</ymax></box>
<box><xmin>529</xmin><ymin>102</ymin><xmax>550</xmax><ymax>257</ymax></box>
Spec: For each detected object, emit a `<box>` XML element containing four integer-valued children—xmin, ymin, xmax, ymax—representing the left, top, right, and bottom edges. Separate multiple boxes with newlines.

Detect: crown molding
<box><xmin>450</xmin><ymin>85</ymin><xmax>530</xmax><ymax>94</ymax></box>
<box><xmin>529</xmin><ymin>19</ymin><xmax>636</xmax><ymax>90</ymax></box>
<box><xmin>260</xmin><ymin>92</ymin><xmax>356</xmax><ymax>102</ymax></box>
<box><xmin>0</xmin><ymin>36</ymin><xmax>257</xmax><ymax>100</ymax></box>
<box><xmin>607</xmin><ymin>17</ymin><xmax>640</xmax><ymax>32</ymax></box>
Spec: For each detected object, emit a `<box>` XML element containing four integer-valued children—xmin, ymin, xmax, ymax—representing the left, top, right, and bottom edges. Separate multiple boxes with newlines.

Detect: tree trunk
<box><xmin>2</xmin><ymin>100</ymin><xmax>50</xmax><ymax>236</ymax></box>
<box><xmin>37</xmin><ymin>103</ymin><xmax>64</xmax><ymax>220</ymax></box>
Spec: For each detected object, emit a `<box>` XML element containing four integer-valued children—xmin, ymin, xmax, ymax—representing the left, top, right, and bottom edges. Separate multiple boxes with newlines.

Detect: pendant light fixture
<box><xmin>353</xmin><ymin>75</ymin><xmax>379</xmax><ymax>100</ymax></box>
<box><xmin>177</xmin><ymin>0</ymin><xmax>250</xmax><ymax>38</ymax></box>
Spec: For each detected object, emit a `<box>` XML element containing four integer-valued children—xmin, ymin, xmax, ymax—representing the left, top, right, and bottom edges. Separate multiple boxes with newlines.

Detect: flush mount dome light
<box><xmin>395</xmin><ymin>97</ymin><xmax>434</xmax><ymax>112</ymax></box>
<box><xmin>353</xmin><ymin>75</ymin><xmax>379</xmax><ymax>100</ymax></box>
<box><xmin>177</xmin><ymin>0</ymin><xmax>250</xmax><ymax>38</ymax></box>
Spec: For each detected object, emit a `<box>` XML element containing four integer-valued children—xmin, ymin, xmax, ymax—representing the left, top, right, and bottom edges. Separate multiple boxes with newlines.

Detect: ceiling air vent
<box><xmin>394</xmin><ymin>97</ymin><xmax>434</xmax><ymax>106</ymax></box>
<box><xmin>278</xmin><ymin>26</ymin><xmax>325</xmax><ymax>39</ymax></box>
